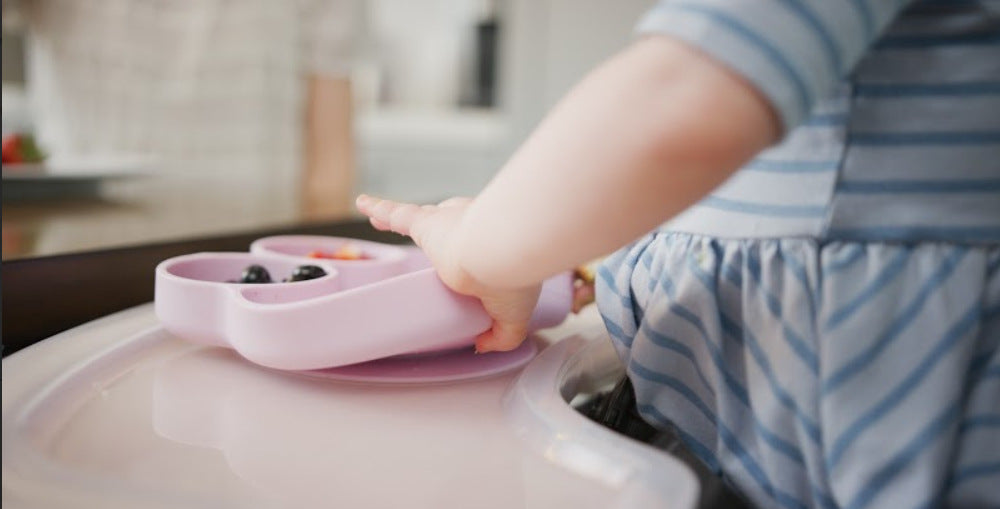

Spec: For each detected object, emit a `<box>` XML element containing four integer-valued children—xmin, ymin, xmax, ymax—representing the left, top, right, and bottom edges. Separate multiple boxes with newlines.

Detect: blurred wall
<box><xmin>2</xmin><ymin>0</ymin><xmax>655</xmax><ymax>203</ymax></box>
<box><xmin>362</xmin><ymin>0</ymin><xmax>652</xmax><ymax>203</ymax></box>
<box><xmin>506</xmin><ymin>0</ymin><xmax>652</xmax><ymax>127</ymax></box>
<box><xmin>2</xmin><ymin>31</ymin><xmax>26</xmax><ymax>85</ymax></box>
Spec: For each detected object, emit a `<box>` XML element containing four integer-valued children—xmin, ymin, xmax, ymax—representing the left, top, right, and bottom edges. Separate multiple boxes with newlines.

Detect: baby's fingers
<box><xmin>474</xmin><ymin>321</ymin><xmax>530</xmax><ymax>353</ymax></box>
<box><xmin>472</xmin><ymin>285</ymin><xmax>541</xmax><ymax>353</ymax></box>
<box><xmin>356</xmin><ymin>195</ymin><xmax>423</xmax><ymax>236</ymax></box>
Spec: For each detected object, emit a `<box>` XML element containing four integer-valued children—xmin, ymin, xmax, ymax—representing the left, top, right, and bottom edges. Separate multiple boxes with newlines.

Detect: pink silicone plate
<box><xmin>155</xmin><ymin>237</ymin><xmax>572</xmax><ymax>371</ymax></box>
<box><xmin>301</xmin><ymin>338</ymin><xmax>539</xmax><ymax>384</ymax></box>
<box><xmin>250</xmin><ymin>235</ymin><xmax>414</xmax><ymax>288</ymax></box>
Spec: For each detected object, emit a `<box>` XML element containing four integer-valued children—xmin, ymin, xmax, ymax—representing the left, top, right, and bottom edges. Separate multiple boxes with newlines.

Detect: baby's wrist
<box><xmin>441</xmin><ymin>264</ymin><xmax>485</xmax><ymax>296</ymax></box>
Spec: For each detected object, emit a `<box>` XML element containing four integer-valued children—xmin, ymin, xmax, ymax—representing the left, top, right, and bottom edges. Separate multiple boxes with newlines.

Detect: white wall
<box><xmin>358</xmin><ymin>0</ymin><xmax>654</xmax><ymax>204</ymax></box>
<box><xmin>506</xmin><ymin>0</ymin><xmax>652</xmax><ymax>125</ymax></box>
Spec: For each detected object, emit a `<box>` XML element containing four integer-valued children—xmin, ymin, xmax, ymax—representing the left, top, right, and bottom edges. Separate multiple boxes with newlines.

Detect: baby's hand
<box><xmin>356</xmin><ymin>195</ymin><xmax>541</xmax><ymax>353</ymax></box>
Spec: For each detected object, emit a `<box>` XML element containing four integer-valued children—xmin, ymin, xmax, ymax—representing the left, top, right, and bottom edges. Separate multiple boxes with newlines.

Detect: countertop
<box><xmin>2</xmin><ymin>173</ymin><xmax>358</xmax><ymax>261</ymax></box>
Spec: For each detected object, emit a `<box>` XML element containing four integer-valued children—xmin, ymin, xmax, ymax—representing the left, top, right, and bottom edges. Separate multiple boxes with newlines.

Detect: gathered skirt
<box><xmin>596</xmin><ymin>232</ymin><xmax>999</xmax><ymax>509</ymax></box>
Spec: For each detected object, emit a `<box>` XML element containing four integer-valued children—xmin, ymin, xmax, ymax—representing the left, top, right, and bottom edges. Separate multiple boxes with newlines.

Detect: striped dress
<box><xmin>596</xmin><ymin>1</ymin><xmax>1000</xmax><ymax>508</ymax></box>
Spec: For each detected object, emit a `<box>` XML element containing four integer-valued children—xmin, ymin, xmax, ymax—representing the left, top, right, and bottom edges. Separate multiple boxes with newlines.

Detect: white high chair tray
<box><xmin>2</xmin><ymin>305</ymin><xmax>698</xmax><ymax>509</ymax></box>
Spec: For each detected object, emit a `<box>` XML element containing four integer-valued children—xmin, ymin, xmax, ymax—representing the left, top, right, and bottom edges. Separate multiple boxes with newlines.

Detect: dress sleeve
<box><xmin>635</xmin><ymin>0</ymin><xmax>914</xmax><ymax>133</ymax></box>
<box><xmin>299</xmin><ymin>0</ymin><xmax>359</xmax><ymax>77</ymax></box>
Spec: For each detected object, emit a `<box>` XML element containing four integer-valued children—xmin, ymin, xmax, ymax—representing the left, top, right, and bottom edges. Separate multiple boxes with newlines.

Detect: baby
<box><xmin>358</xmin><ymin>1</ymin><xmax>999</xmax><ymax>507</ymax></box>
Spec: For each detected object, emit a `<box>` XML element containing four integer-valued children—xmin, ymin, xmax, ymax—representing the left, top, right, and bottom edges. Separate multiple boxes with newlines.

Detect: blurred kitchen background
<box><xmin>2</xmin><ymin>0</ymin><xmax>651</xmax><ymax>260</ymax></box>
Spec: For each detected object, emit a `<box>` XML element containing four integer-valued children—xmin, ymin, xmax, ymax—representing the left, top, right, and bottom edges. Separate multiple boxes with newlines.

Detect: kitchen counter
<box><xmin>1</xmin><ymin>173</ymin><xmax>358</xmax><ymax>261</ymax></box>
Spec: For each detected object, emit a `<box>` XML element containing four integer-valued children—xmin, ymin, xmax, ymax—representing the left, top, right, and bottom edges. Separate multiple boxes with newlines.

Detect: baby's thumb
<box><xmin>474</xmin><ymin>321</ymin><xmax>529</xmax><ymax>353</ymax></box>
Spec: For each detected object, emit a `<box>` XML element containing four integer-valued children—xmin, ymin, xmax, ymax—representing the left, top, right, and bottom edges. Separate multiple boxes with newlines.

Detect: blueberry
<box><xmin>239</xmin><ymin>264</ymin><xmax>272</xmax><ymax>284</ymax></box>
<box><xmin>287</xmin><ymin>265</ymin><xmax>327</xmax><ymax>282</ymax></box>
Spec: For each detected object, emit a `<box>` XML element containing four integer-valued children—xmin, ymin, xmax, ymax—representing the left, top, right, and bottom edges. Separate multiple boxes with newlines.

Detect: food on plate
<box><xmin>306</xmin><ymin>244</ymin><xmax>370</xmax><ymax>260</ymax></box>
<box><xmin>238</xmin><ymin>264</ymin><xmax>272</xmax><ymax>284</ymax></box>
<box><xmin>229</xmin><ymin>264</ymin><xmax>328</xmax><ymax>284</ymax></box>
<box><xmin>2</xmin><ymin>133</ymin><xmax>46</xmax><ymax>165</ymax></box>
<box><xmin>286</xmin><ymin>265</ymin><xmax>327</xmax><ymax>282</ymax></box>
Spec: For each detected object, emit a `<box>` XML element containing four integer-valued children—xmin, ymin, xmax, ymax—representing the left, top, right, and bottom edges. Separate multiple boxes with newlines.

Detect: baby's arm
<box><xmin>450</xmin><ymin>36</ymin><xmax>779</xmax><ymax>288</ymax></box>
<box><xmin>359</xmin><ymin>1</ymin><xmax>911</xmax><ymax>351</ymax></box>
<box><xmin>358</xmin><ymin>36</ymin><xmax>776</xmax><ymax>351</ymax></box>
<box><xmin>364</xmin><ymin>37</ymin><xmax>777</xmax><ymax>285</ymax></box>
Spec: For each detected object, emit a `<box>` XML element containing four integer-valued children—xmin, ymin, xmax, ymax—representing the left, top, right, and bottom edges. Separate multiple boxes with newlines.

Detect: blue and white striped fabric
<box><xmin>598</xmin><ymin>1</ymin><xmax>1000</xmax><ymax>508</ymax></box>
<box><xmin>636</xmin><ymin>0</ymin><xmax>1000</xmax><ymax>243</ymax></box>
<box><xmin>597</xmin><ymin>234</ymin><xmax>1000</xmax><ymax>508</ymax></box>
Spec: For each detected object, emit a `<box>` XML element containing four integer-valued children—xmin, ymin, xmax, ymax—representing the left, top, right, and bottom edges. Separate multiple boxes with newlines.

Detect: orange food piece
<box><xmin>306</xmin><ymin>245</ymin><xmax>368</xmax><ymax>260</ymax></box>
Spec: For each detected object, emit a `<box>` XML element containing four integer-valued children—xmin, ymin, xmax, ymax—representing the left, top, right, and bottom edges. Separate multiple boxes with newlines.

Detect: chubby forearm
<box><xmin>454</xmin><ymin>36</ymin><xmax>780</xmax><ymax>288</ymax></box>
